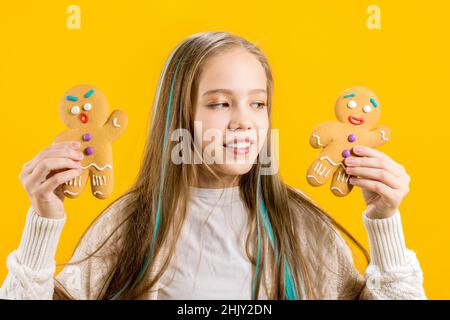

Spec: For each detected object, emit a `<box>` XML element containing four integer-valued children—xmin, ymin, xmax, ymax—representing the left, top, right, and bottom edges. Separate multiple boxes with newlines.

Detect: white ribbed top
<box><xmin>0</xmin><ymin>188</ymin><xmax>420</xmax><ymax>300</ymax></box>
<box><xmin>17</xmin><ymin>207</ymin><xmax>66</xmax><ymax>271</ymax></box>
<box><xmin>362</xmin><ymin>209</ymin><xmax>407</xmax><ymax>272</ymax></box>
<box><xmin>158</xmin><ymin>186</ymin><xmax>257</xmax><ymax>299</ymax></box>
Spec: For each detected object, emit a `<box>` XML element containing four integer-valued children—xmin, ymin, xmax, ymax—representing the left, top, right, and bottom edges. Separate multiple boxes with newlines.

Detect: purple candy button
<box><xmin>348</xmin><ymin>134</ymin><xmax>356</xmax><ymax>143</ymax></box>
<box><xmin>342</xmin><ymin>149</ymin><xmax>351</xmax><ymax>158</ymax></box>
<box><xmin>83</xmin><ymin>133</ymin><xmax>92</xmax><ymax>141</ymax></box>
<box><xmin>85</xmin><ymin>146</ymin><xmax>94</xmax><ymax>156</ymax></box>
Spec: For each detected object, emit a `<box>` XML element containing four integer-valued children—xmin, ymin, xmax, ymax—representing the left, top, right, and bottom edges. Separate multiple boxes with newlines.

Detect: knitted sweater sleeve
<box><xmin>0</xmin><ymin>198</ymin><xmax>127</xmax><ymax>300</ymax></box>
<box><xmin>335</xmin><ymin>209</ymin><xmax>427</xmax><ymax>300</ymax></box>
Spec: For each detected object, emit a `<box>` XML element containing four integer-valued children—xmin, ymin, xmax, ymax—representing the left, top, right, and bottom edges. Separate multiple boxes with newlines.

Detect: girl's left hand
<box><xmin>344</xmin><ymin>145</ymin><xmax>411</xmax><ymax>219</ymax></box>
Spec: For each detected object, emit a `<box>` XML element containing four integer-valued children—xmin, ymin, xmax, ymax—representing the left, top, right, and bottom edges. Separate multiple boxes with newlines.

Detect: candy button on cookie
<box><xmin>71</xmin><ymin>106</ymin><xmax>80</xmax><ymax>115</ymax></box>
<box><xmin>84</xmin><ymin>146</ymin><xmax>94</xmax><ymax>156</ymax></box>
<box><xmin>83</xmin><ymin>133</ymin><xmax>92</xmax><ymax>141</ymax></box>
<box><xmin>342</xmin><ymin>150</ymin><xmax>351</xmax><ymax>158</ymax></box>
<box><xmin>347</xmin><ymin>134</ymin><xmax>356</xmax><ymax>142</ymax></box>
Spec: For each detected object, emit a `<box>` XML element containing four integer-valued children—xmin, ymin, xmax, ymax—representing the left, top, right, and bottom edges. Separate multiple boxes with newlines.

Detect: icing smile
<box><xmin>348</xmin><ymin>116</ymin><xmax>364</xmax><ymax>125</ymax></box>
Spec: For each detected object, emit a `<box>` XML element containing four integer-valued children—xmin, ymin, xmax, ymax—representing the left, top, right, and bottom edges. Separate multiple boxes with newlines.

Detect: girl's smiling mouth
<box><xmin>348</xmin><ymin>116</ymin><xmax>364</xmax><ymax>125</ymax></box>
<box><xmin>223</xmin><ymin>138</ymin><xmax>255</xmax><ymax>155</ymax></box>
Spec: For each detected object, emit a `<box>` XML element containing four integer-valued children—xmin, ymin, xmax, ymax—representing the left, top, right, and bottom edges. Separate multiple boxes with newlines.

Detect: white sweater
<box><xmin>0</xmin><ymin>186</ymin><xmax>427</xmax><ymax>299</ymax></box>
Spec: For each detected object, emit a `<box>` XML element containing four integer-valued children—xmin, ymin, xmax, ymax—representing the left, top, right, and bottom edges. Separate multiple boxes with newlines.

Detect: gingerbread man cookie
<box><xmin>306</xmin><ymin>86</ymin><xmax>391</xmax><ymax>197</ymax></box>
<box><xmin>54</xmin><ymin>84</ymin><xmax>128</xmax><ymax>199</ymax></box>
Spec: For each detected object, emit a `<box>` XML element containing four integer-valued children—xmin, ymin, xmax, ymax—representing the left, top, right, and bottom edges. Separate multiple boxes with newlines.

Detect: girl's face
<box><xmin>193</xmin><ymin>47</ymin><xmax>269</xmax><ymax>186</ymax></box>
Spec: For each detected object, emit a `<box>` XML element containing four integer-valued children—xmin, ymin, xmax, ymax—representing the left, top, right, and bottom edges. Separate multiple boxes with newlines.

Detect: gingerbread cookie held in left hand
<box><xmin>54</xmin><ymin>84</ymin><xmax>128</xmax><ymax>199</ymax></box>
<box><xmin>306</xmin><ymin>86</ymin><xmax>390</xmax><ymax>197</ymax></box>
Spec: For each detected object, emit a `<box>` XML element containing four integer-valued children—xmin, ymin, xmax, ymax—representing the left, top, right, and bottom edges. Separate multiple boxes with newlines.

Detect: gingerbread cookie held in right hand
<box><xmin>306</xmin><ymin>86</ymin><xmax>391</xmax><ymax>197</ymax></box>
<box><xmin>54</xmin><ymin>84</ymin><xmax>128</xmax><ymax>199</ymax></box>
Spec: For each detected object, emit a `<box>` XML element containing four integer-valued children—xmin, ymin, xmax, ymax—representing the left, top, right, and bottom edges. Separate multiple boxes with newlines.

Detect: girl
<box><xmin>0</xmin><ymin>32</ymin><xmax>425</xmax><ymax>300</ymax></box>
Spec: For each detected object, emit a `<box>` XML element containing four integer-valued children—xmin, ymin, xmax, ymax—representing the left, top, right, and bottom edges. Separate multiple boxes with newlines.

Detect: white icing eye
<box><xmin>363</xmin><ymin>105</ymin><xmax>372</xmax><ymax>113</ymax></box>
<box><xmin>347</xmin><ymin>100</ymin><xmax>357</xmax><ymax>109</ymax></box>
<box><xmin>83</xmin><ymin>103</ymin><xmax>92</xmax><ymax>111</ymax></box>
<box><xmin>70</xmin><ymin>106</ymin><xmax>80</xmax><ymax>115</ymax></box>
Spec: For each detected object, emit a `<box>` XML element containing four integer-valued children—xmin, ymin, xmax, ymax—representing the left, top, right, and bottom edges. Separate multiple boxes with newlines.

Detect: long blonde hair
<box><xmin>54</xmin><ymin>31</ymin><xmax>369</xmax><ymax>300</ymax></box>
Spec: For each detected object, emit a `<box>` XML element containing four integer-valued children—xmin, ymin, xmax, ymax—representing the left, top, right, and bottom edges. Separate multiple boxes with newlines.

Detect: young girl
<box><xmin>0</xmin><ymin>32</ymin><xmax>426</xmax><ymax>300</ymax></box>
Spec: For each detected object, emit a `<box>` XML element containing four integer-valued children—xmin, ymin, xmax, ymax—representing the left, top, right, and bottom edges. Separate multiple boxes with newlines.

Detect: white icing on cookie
<box><xmin>113</xmin><ymin>117</ymin><xmax>121</xmax><ymax>128</ymax></box>
<box><xmin>320</xmin><ymin>156</ymin><xmax>345</xmax><ymax>168</ymax></box>
<box><xmin>347</xmin><ymin>100</ymin><xmax>357</xmax><ymax>109</ymax></box>
<box><xmin>336</xmin><ymin>171</ymin><xmax>350</xmax><ymax>183</ymax></box>
<box><xmin>331</xmin><ymin>186</ymin><xmax>346</xmax><ymax>195</ymax></box>
<box><xmin>71</xmin><ymin>106</ymin><xmax>80</xmax><ymax>115</ymax></box>
<box><xmin>307</xmin><ymin>175</ymin><xmax>324</xmax><ymax>184</ymax></box>
<box><xmin>64</xmin><ymin>190</ymin><xmax>79</xmax><ymax>196</ymax></box>
<box><xmin>94</xmin><ymin>191</ymin><xmax>104</xmax><ymax>196</ymax></box>
<box><xmin>314</xmin><ymin>162</ymin><xmax>322</xmax><ymax>172</ymax></box>
<box><xmin>318</xmin><ymin>166</ymin><xmax>328</xmax><ymax>176</ymax></box>
<box><xmin>312</xmin><ymin>134</ymin><xmax>323</xmax><ymax>146</ymax></box>
<box><xmin>81</xmin><ymin>163</ymin><xmax>113</xmax><ymax>171</ymax></box>
<box><xmin>83</xmin><ymin>103</ymin><xmax>92</xmax><ymax>111</ymax></box>
<box><xmin>92</xmin><ymin>175</ymin><xmax>107</xmax><ymax>186</ymax></box>
<box><xmin>363</xmin><ymin>105</ymin><xmax>372</xmax><ymax>113</ymax></box>
<box><xmin>380</xmin><ymin>130</ymin><xmax>389</xmax><ymax>141</ymax></box>
<box><xmin>65</xmin><ymin>176</ymin><xmax>82</xmax><ymax>187</ymax></box>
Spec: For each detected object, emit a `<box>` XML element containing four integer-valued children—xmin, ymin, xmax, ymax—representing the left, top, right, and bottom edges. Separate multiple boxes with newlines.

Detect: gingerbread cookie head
<box><xmin>59</xmin><ymin>84</ymin><xmax>110</xmax><ymax>129</ymax></box>
<box><xmin>335</xmin><ymin>86</ymin><xmax>381</xmax><ymax>130</ymax></box>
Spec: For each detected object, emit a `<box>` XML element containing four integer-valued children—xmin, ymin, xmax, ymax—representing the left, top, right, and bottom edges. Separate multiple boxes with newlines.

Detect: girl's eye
<box><xmin>347</xmin><ymin>100</ymin><xmax>357</xmax><ymax>109</ymax></box>
<box><xmin>207</xmin><ymin>103</ymin><xmax>229</xmax><ymax>109</ymax></box>
<box><xmin>251</xmin><ymin>102</ymin><xmax>267</xmax><ymax>109</ymax></box>
<box><xmin>83</xmin><ymin>103</ymin><xmax>92</xmax><ymax>111</ymax></box>
<box><xmin>70</xmin><ymin>106</ymin><xmax>80</xmax><ymax>114</ymax></box>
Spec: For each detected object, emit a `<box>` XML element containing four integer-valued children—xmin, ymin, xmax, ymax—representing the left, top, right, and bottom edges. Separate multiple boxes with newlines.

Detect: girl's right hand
<box><xmin>19</xmin><ymin>141</ymin><xmax>84</xmax><ymax>219</ymax></box>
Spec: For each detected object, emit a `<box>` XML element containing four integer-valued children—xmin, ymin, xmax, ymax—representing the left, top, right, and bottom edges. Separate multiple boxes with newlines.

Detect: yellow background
<box><xmin>0</xmin><ymin>0</ymin><xmax>448</xmax><ymax>299</ymax></box>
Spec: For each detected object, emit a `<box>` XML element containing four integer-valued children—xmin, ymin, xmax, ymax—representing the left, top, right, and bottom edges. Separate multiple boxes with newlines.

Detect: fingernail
<box><xmin>72</xmin><ymin>142</ymin><xmax>81</xmax><ymax>148</ymax></box>
<box><xmin>354</xmin><ymin>146</ymin><xmax>364</xmax><ymax>153</ymax></box>
<box><xmin>349</xmin><ymin>177</ymin><xmax>356</xmax><ymax>184</ymax></box>
<box><xmin>78</xmin><ymin>152</ymin><xmax>84</xmax><ymax>159</ymax></box>
<box><xmin>345</xmin><ymin>158</ymin><xmax>356</xmax><ymax>165</ymax></box>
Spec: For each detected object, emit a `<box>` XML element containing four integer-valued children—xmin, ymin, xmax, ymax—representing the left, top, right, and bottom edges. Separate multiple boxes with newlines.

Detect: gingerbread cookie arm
<box><xmin>309</xmin><ymin>121</ymin><xmax>339</xmax><ymax>149</ymax></box>
<box><xmin>103</xmin><ymin>109</ymin><xmax>128</xmax><ymax>141</ymax></box>
<box><xmin>365</xmin><ymin>125</ymin><xmax>391</xmax><ymax>148</ymax></box>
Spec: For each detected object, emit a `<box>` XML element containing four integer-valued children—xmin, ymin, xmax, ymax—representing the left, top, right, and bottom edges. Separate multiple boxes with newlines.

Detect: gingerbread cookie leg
<box><xmin>330</xmin><ymin>166</ymin><xmax>353</xmax><ymax>197</ymax></box>
<box><xmin>89</xmin><ymin>167</ymin><xmax>114</xmax><ymax>199</ymax></box>
<box><xmin>62</xmin><ymin>169</ymin><xmax>90</xmax><ymax>198</ymax></box>
<box><xmin>306</xmin><ymin>155</ymin><xmax>340</xmax><ymax>186</ymax></box>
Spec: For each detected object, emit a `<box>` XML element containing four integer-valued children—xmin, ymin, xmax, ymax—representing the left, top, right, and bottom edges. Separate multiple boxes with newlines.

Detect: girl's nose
<box><xmin>229</xmin><ymin>119</ymin><xmax>252</xmax><ymax>131</ymax></box>
<box><xmin>229</xmin><ymin>105</ymin><xmax>253</xmax><ymax>131</ymax></box>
